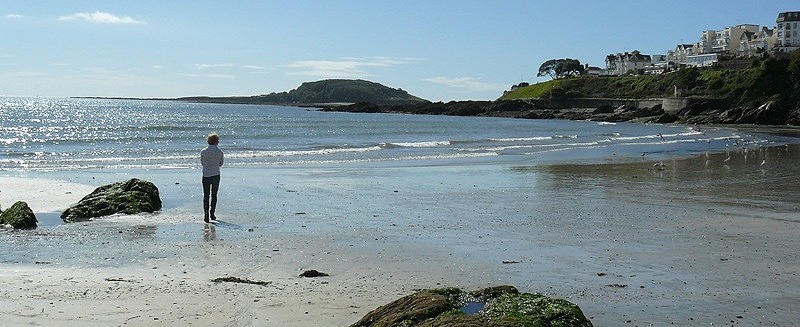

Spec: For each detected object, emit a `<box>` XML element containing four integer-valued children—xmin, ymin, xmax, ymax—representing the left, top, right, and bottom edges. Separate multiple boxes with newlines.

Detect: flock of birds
<box><xmin>641</xmin><ymin>128</ymin><xmax>770</xmax><ymax>171</ymax></box>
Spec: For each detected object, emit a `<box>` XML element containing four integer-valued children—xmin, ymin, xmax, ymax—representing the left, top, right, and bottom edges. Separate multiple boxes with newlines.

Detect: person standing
<box><xmin>200</xmin><ymin>133</ymin><xmax>224</xmax><ymax>223</ymax></box>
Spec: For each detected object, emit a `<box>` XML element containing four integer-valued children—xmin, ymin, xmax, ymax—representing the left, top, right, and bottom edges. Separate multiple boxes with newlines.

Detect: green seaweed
<box><xmin>0</xmin><ymin>201</ymin><xmax>37</xmax><ymax>229</ymax></box>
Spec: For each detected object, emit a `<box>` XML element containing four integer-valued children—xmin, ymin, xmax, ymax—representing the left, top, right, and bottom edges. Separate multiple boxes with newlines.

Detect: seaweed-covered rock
<box><xmin>61</xmin><ymin>178</ymin><xmax>162</xmax><ymax>222</ymax></box>
<box><xmin>351</xmin><ymin>286</ymin><xmax>593</xmax><ymax>327</ymax></box>
<box><xmin>0</xmin><ymin>201</ymin><xmax>37</xmax><ymax>229</ymax></box>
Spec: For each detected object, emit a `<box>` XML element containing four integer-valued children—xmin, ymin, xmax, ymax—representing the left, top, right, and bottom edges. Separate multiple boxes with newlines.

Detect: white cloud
<box><xmin>423</xmin><ymin>76</ymin><xmax>507</xmax><ymax>92</ymax></box>
<box><xmin>288</xmin><ymin>57</ymin><xmax>424</xmax><ymax>78</ymax></box>
<box><xmin>241</xmin><ymin>65</ymin><xmax>266</xmax><ymax>70</ymax></box>
<box><xmin>58</xmin><ymin>11</ymin><xmax>144</xmax><ymax>24</ymax></box>
<box><xmin>195</xmin><ymin>63</ymin><xmax>233</xmax><ymax>70</ymax></box>
<box><xmin>207</xmin><ymin>74</ymin><xmax>235</xmax><ymax>79</ymax></box>
<box><xmin>5</xmin><ymin>14</ymin><xmax>24</xmax><ymax>19</ymax></box>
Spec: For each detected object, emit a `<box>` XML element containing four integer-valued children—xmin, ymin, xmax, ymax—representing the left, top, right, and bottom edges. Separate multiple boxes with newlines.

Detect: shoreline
<box><xmin>69</xmin><ymin>96</ymin><xmax>800</xmax><ymax>127</ymax></box>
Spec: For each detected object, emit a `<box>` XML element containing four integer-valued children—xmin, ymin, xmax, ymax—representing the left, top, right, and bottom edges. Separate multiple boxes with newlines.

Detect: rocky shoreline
<box><xmin>319</xmin><ymin>98</ymin><xmax>800</xmax><ymax>126</ymax></box>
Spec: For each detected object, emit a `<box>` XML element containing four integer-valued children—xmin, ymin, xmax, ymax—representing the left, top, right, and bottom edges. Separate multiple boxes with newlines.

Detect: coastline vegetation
<box><xmin>500</xmin><ymin>51</ymin><xmax>800</xmax><ymax>102</ymax></box>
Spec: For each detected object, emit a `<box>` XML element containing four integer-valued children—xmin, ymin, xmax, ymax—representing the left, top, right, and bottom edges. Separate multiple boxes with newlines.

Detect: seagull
<box><xmin>723</xmin><ymin>156</ymin><xmax>731</xmax><ymax>163</ymax></box>
<box><xmin>760</xmin><ymin>159</ymin><xmax>766</xmax><ymax>166</ymax></box>
<box><xmin>652</xmin><ymin>161</ymin><xmax>667</xmax><ymax>170</ymax></box>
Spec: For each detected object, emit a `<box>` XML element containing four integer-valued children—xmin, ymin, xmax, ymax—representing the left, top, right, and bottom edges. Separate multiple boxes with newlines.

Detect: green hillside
<box><xmin>500</xmin><ymin>53</ymin><xmax>799</xmax><ymax>102</ymax></box>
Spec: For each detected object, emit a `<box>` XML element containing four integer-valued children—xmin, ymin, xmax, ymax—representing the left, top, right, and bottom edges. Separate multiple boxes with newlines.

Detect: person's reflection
<box><xmin>203</xmin><ymin>223</ymin><xmax>217</xmax><ymax>241</ymax></box>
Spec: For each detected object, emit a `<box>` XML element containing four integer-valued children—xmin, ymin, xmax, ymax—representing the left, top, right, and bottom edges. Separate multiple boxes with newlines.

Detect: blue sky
<box><xmin>0</xmin><ymin>1</ymin><xmax>794</xmax><ymax>101</ymax></box>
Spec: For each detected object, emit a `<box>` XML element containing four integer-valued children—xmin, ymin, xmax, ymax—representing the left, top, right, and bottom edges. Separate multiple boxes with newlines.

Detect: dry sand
<box><xmin>1</xmin><ymin>144</ymin><xmax>799</xmax><ymax>326</ymax></box>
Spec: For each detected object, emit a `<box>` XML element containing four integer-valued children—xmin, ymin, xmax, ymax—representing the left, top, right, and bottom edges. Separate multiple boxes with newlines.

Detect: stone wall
<box><xmin>662</xmin><ymin>97</ymin><xmax>690</xmax><ymax>114</ymax></box>
<box><xmin>528</xmin><ymin>98</ymin><xmax>663</xmax><ymax>110</ymax></box>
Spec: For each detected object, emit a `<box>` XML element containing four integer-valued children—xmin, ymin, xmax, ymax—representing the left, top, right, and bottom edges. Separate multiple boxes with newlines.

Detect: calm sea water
<box><xmin>1</xmin><ymin>97</ymin><xmax>797</xmax><ymax>172</ymax></box>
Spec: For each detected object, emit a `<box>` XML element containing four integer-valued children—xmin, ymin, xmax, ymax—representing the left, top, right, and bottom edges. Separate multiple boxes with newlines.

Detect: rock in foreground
<box><xmin>0</xmin><ymin>201</ymin><xmax>38</xmax><ymax>229</ymax></box>
<box><xmin>61</xmin><ymin>178</ymin><xmax>162</xmax><ymax>222</ymax></box>
<box><xmin>351</xmin><ymin>285</ymin><xmax>593</xmax><ymax>327</ymax></box>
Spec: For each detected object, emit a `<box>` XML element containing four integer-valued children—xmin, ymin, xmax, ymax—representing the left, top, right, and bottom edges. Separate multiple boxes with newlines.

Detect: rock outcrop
<box><xmin>0</xmin><ymin>201</ymin><xmax>38</xmax><ymax>229</ymax></box>
<box><xmin>323</xmin><ymin>97</ymin><xmax>800</xmax><ymax>126</ymax></box>
<box><xmin>351</xmin><ymin>286</ymin><xmax>593</xmax><ymax>327</ymax></box>
<box><xmin>61</xmin><ymin>178</ymin><xmax>162</xmax><ymax>222</ymax></box>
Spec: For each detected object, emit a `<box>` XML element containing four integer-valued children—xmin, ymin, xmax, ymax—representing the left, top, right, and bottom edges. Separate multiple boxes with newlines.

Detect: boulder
<box><xmin>655</xmin><ymin>113</ymin><xmax>679</xmax><ymax>124</ymax></box>
<box><xmin>61</xmin><ymin>178</ymin><xmax>162</xmax><ymax>222</ymax></box>
<box><xmin>0</xmin><ymin>201</ymin><xmax>37</xmax><ymax>229</ymax></box>
<box><xmin>351</xmin><ymin>286</ymin><xmax>593</xmax><ymax>327</ymax></box>
<box><xmin>592</xmin><ymin>105</ymin><xmax>615</xmax><ymax>114</ymax></box>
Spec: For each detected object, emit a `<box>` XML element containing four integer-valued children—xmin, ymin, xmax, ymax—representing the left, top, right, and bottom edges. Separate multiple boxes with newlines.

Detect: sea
<box><xmin>2</xmin><ymin>97</ymin><xmax>798</xmax><ymax>172</ymax></box>
<box><xmin>3</xmin><ymin>97</ymin><xmax>800</xmax><ymax>326</ymax></box>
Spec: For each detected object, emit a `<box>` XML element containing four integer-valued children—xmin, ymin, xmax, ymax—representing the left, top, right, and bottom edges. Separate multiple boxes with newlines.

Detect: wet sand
<box><xmin>1</xmin><ymin>144</ymin><xmax>799</xmax><ymax>326</ymax></box>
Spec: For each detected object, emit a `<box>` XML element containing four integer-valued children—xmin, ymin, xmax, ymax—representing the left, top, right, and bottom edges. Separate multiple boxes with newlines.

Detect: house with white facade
<box><xmin>592</xmin><ymin>10</ymin><xmax>798</xmax><ymax>77</ymax></box>
<box><xmin>668</xmin><ymin>44</ymin><xmax>696</xmax><ymax>64</ymax></box>
<box><xmin>605</xmin><ymin>50</ymin><xmax>652</xmax><ymax>75</ymax></box>
<box><xmin>776</xmin><ymin>11</ymin><xmax>800</xmax><ymax>52</ymax></box>
<box><xmin>738</xmin><ymin>27</ymin><xmax>776</xmax><ymax>57</ymax></box>
<box><xmin>707</xmin><ymin>24</ymin><xmax>761</xmax><ymax>54</ymax></box>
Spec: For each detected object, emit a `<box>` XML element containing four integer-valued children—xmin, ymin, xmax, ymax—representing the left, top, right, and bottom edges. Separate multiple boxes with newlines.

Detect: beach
<box><xmin>1</xmin><ymin>142</ymin><xmax>798</xmax><ymax>326</ymax></box>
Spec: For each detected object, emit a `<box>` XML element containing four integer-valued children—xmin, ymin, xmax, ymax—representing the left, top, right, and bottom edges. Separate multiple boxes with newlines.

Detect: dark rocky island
<box><xmin>175</xmin><ymin>79</ymin><xmax>429</xmax><ymax>106</ymax></box>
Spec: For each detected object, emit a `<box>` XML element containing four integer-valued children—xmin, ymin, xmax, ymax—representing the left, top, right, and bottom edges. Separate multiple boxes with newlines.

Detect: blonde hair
<box><xmin>206</xmin><ymin>133</ymin><xmax>220</xmax><ymax>145</ymax></box>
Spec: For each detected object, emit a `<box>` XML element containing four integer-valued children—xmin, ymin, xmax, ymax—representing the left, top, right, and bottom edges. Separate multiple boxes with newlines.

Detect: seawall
<box><xmin>528</xmin><ymin>97</ymin><xmax>694</xmax><ymax>114</ymax></box>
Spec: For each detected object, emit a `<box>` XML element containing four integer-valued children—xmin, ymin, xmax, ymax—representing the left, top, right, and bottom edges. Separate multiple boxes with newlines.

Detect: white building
<box><xmin>700</xmin><ymin>24</ymin><xmax>761</xmax><ymax>55</ymax></box>
<box><xmin>668</xmin><ymin>44</ymin><xmax>696</xmax><ymax>64</ymax></box>
<box><xmin>686</xmin><ymin>53</ymin><xmax>720</xmax><ymax>67</ymax></box>
<box><xmin>738</xmin><ymin>27</ymin><xmax>776</xmax><ymax>57</ymax></box>
<box><xmin>776</xmin><ymin>11</ymin><xmax>800</xmax><ymax>52</ymax></box>
<box><xmin>605</xmin><ymin>50</ymin><xmax>652</xmax><ymax>75</ymax></box>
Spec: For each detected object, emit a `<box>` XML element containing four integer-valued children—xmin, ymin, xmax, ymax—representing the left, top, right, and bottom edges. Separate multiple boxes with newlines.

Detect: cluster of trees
<box><xmin>537</xmin><ymin>58</ymin><xmax>585</xmax><ymax>79</ymax></box>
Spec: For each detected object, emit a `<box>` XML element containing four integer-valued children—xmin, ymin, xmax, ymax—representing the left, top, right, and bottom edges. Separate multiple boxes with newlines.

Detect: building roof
<box><xmin>777</xmin><ymin>11</ymin><xmax>800</xmax><ymax>22</ymax></box>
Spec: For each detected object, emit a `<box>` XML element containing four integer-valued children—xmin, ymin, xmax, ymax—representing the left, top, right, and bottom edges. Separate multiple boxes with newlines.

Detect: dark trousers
<box><xmin>202</xmin><ymin>175</ymin><xmax>221</xmax><ymax>216</ymax></box>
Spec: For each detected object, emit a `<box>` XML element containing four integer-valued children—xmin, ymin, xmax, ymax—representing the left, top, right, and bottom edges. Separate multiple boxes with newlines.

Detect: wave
<box><xmin>490</xmin><ymin>135</ymin><xmax>578</xmax><ymax>142</ymax></box>
<box><xmin>609</xmin><ymin>131</ymin><xmax>704</xmax><ymax>141</ymax></box>
<box><xmin>230</xmin><ymin>145</ymin><xmax>383</xmax><ymax>158</ymax></box>
<box><xmin>381</xmin><ymin>141</ymin><xmax>450</xmax><ymax>148</ymax></box>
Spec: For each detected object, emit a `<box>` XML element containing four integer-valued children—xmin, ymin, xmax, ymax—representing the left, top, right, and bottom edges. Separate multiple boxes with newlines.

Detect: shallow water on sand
<box><xmin>1</xmin><ymin>145</ymin><xmax>798</xmax><ymax>325</ymax></box>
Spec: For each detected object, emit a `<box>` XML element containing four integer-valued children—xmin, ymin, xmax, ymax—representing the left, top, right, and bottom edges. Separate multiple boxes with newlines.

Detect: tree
<box><xmin>558</xmin><ymin>58</ymin><xmax>585</xmax><ymax>78</ymax></box>
<box><xmin>537</xmin><ymin>58</ymin><xmax>585</xmax><ymax>79</ymax></box>
<box><xmin>537</xmin><ymin>59</ymin><xmax>559</xmax><ymax>79</ymax></box>
<box><xmin>789</xmin><ymin>49</ymin><xmax>800</xmax><ymax>88</ymax></box>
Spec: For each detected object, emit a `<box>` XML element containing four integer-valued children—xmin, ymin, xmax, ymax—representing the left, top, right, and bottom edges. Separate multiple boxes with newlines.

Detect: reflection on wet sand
<box><xmin>203</xmin><ymin>223</ymin><xmax>217</xmax><ymax>242</ymax></box>
<box><xmin>514</xmin><ymin>144</ymin><xmax>800</xmax><ymax>215</ymax></box>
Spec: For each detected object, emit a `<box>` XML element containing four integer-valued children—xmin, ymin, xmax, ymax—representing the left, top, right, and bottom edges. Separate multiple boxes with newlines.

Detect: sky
<box><xmin>0</xmin><ymin>1</ymin><xmax>795</xmax><ymax>101</ymax></box>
